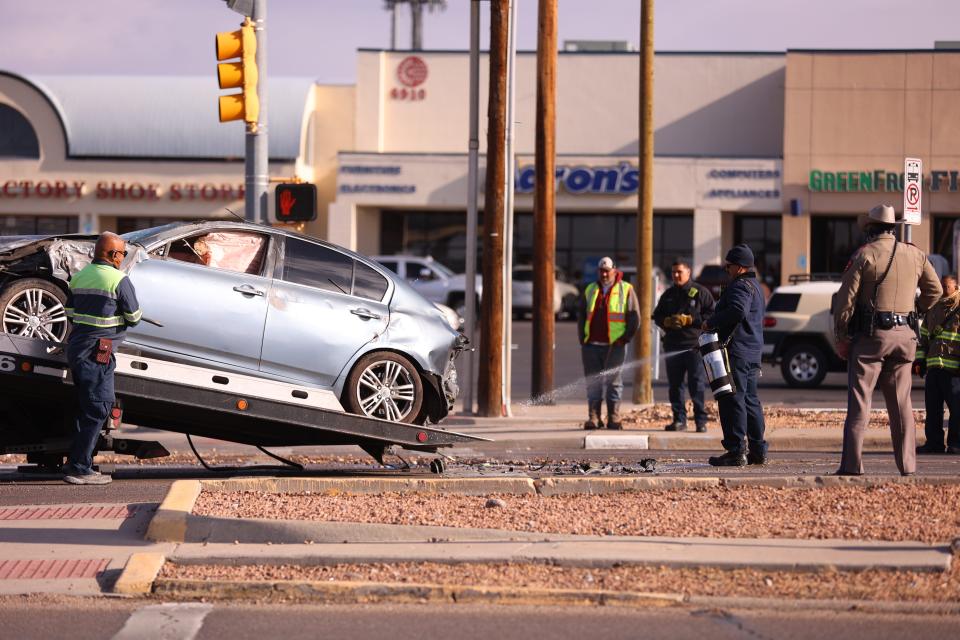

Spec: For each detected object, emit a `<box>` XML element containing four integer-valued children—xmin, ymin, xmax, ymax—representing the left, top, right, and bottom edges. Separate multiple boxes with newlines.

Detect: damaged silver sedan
<box><xmin>0</xmin><ymin>221</ymin><xmax>465</xmax><ymax>425</ymax></box>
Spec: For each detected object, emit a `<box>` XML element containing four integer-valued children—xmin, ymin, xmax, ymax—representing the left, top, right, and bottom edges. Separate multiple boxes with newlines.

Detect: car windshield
<box><xmin>120</xmin><ymin>223</ymin><xmax>185</xmax><ymax>246</ymax></box>
<box><xmin>428</xmin><ymin>260</ymin><xmax>455</xmax><ymax>277</ymax></box>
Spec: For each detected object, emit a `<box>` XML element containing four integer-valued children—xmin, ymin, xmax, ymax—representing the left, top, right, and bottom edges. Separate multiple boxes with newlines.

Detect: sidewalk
<box><xmin>441</xmin><ymin>401</ymin><xmax>914</xmax><ymax>453</ymax></box>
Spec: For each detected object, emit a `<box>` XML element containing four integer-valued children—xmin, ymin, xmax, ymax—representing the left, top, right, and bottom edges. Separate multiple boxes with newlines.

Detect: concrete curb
<box><xmin>112</xmin><ymin>552</ymin><xmax>167</xmax><ymax>595</ymax></box>
<box><xmin>145</xmin><ymin>479</ymin><xmax>201</xmax><ymax>543</ymax></box>
<box><xmin>152</xmin><ymin>577</ymin><xmax>684</xmax><ymax>608</ymax></box>
<box><xmin>196</xmin><ymin>474</ymin><xmax>960</xmax><ymax>497</ymax></box>
<box><xmin>150</xmin><ymin>577</ymin><xmax>960</xmax><ymax>615</ymax></box>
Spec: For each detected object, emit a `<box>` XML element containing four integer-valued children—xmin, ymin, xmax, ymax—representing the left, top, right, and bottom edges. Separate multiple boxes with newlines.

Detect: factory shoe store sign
<box><xmin>0</xmin><ymin>180</ymin><xmax>245</xmax><ymax>201</ymax></box>
<box><xmin>390</xmin><ymin>56</ymin><xmax>428</xmax><ymax>102</ymax></box>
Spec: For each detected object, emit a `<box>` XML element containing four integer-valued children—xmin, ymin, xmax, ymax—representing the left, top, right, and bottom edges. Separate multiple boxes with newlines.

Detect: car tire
<box><xmin>0</xmin><ymin>278</ymin><xmax>70</xmax><ymax>343</ymax></box>
<box><xmin>345</xmin><ymin>351</ymin><xmax>424</xmax><ymax>424</ymax></box>
<box><xmin>780</xmin><ymin>343</ymin><xmax>828</xmax><ymax>388</ymax></box>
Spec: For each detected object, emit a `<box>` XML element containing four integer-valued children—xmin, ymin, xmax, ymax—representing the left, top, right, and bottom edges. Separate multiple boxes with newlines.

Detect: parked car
<box><xmin>511</xmin><ymin>265</ymin><xmax>579</xmax><ymax>319</ymax></box>
<box><xmin>695</xmin><ymin>264</ymin><xmax>727</xmax><ymax>300</ymax></box>
<box><xmin>617</xmin><ymin>265</ymin><xmax>668</xmax><ymax>302</ymax></box>
<box><xmin>763</xmin><ymin>278</ymin><xmax>844</xmax><ymax>388</ymax></box>
<box><xmin>0</xmin><ymin>222</ymin><xmax>465</xmax><ymax>425</ymax></box>
<box><xmin>372</xmin><ymin>255</ymin><xmax>481</xmax><ymax>317</ymax></box>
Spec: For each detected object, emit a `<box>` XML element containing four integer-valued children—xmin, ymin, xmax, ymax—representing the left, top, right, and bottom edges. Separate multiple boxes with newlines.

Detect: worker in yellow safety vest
<box><xmin>576</xmin><ymin>256</ymin><xmax>641</xmax><ymax>430</ymax></box>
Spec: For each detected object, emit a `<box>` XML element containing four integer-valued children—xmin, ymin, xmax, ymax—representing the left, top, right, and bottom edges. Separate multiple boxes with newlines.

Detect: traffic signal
<box><xmin>215</xmin><ymin>18</ymin><xmax>258</xmax><ymax>124</ymax></box>
<box><xmin>275</xmin><ymin>183</ymin><xmax>317</xmax><ymax>222</ymax></box>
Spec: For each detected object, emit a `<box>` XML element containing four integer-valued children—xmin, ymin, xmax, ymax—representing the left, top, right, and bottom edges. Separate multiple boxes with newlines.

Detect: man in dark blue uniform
<box><xmin>653</xmin><ymin>258</ymin><xmax>715</xmax><ymax>432</ymax></box>
<box><xmin>702</xmin><ymin>244</ymin><xmax>767</xmax><ymax>466</ymax></box>
<box><xmin>62</xmin><ymin>232</ymin><xmax>141</xmax><ymax>485</ymax></box>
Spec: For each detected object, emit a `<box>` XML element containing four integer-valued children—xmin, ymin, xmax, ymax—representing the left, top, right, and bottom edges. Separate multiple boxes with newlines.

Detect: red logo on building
<box><xmin>397</xmin><ymin>56</ymin><xmax>428</xmax><ymax>88</ymax></box>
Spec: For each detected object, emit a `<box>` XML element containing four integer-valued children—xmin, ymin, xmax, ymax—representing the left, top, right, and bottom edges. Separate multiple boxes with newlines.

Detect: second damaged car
<box><xmin>0</xmin><ymin>221</ymin><xmax>465</xmax><ymax>425</ymax></box>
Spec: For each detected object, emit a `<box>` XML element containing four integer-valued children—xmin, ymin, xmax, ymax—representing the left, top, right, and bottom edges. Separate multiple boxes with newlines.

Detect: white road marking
<box><xmin>112</xmin><ymin>603</ymin><xmax>213</xmax><ymax>640</ymax></box>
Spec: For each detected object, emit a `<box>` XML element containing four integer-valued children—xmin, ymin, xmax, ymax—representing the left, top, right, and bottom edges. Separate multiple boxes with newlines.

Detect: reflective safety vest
<box><xmin>583</xmin><ymin>280</ymin><xmax>632</xmax><ymax>343</ymax></box>
<box><xmin>66</xmin><ymin>263</ymin><xmax>142</xmax><ymax>330</ymax></box>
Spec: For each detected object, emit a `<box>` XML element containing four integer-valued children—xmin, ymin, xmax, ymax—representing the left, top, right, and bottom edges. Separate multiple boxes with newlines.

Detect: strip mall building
<box><xmin>2</xmin><ymin>48</ymin><xmax>958</xmax><ymax>286</ymax></box>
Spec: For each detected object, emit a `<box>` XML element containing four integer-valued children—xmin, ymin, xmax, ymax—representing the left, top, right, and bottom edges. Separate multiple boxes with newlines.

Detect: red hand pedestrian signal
<box><xmin>279</xmin><ymin>189</ymin><xmax>296</xmax><ymax>216</ymax></box>
<box><xmin>274</xmin><ymin>183</ymin><xmax>316</xmax><ymax>222</ymax></box>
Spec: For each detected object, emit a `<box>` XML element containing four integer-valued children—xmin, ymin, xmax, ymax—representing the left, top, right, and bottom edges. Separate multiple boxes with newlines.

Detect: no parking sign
<box><xmin>903</xmin><ymin>157</ymin><xmax>922</xmax><ymax>225</ymax></box>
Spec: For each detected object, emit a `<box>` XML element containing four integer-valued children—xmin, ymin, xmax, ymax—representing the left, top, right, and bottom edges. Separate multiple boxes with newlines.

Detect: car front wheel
<box><xmin>780</xmin><ymin>343</ymin><xmax>828</xmax><ymax>388</ymax></box>
<box><xmin>0</xmin><ymin>279</ymin><xmax>70</xmax><ymax>343</ymax></box>
<box><xmin>345</xmin><ymin>351</ymin><xmax>424</xmax><ymax>424</ymax></box>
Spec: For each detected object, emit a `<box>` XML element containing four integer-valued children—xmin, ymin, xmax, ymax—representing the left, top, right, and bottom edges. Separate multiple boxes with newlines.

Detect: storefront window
<box><xmin>115</xmin><ymin>217</ymin><xmax>202</xmax><ymax>235</ymax></box>
<box><xmin>0</xmin><ymin>105</ymin><xmax>40</xmax><ymax>159</ymax></box>
<box><xmin>379</xmin><ymin>210</ymin><xmax>693</xmax><ymax>286</ymax></box>
<box><xmin>0</xmin><ymin>215</ymin><xmax>76</xmax><ymax>236</ymax></box>
<box><xmin>932</xmin><ymin>216</ymin><xmax>959</xmax><ymax>275</ymax></box>
<box><xmin>810</xmin><ymin>216</ymin><xmax>865</xmax><ymax>276</ymax></box>
<box><xmin>735</xmin><ymin>215</ymin><xmax>781</xmax><ymax>287</ymax></box>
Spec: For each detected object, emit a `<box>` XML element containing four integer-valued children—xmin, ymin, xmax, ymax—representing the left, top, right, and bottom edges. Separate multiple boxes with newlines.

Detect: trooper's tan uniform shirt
<box><xmin>834</xmin><ymin>236</ymin><xmax>940</xmax><ymax>341</ymax></box>
<box><xmin>834</xmin><ymin>233</ymin><xmax>941</xmax><ymax>475</ymax></box>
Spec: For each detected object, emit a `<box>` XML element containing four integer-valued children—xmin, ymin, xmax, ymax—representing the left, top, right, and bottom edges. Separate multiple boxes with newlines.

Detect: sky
<box><xmin>0</xmin><ymin>0</ymin><xmax>958</xmax><ymax>82</ymax></box>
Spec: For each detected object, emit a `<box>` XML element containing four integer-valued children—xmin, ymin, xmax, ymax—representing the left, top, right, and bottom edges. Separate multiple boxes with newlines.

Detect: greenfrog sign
<box><xmin>809</xmin><ymin>169</ymin><xmax>960</xmax><ymax>192</ymax></box>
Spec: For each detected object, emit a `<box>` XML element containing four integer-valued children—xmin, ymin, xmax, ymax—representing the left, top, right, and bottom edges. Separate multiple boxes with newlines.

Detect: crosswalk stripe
<box><xmin>111</xmin><ymin>603</ymin><xmax>214</xmax><ymax>640</ymax></box>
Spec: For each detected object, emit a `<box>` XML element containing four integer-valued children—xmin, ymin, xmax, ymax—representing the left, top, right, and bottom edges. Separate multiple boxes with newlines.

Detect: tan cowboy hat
<box><xmin>856</xmin><ymin>204</ymin><xmax>900</xmax><ymax>230</ymax></box>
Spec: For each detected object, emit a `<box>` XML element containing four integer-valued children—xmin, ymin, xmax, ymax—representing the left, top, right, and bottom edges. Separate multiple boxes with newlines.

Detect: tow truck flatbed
<box><xmin>0</xmin><ymin>332</ymin><xmax>486</xmax><ymax>468</ymax></box>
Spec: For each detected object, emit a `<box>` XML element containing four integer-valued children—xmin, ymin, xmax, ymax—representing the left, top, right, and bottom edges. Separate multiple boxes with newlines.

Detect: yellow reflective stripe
<box><xmin>937</xmin><ymin>330</ymin><xmax>960</xmax><ymax>341</ymax></box>
<box><xmin>65</xmin><ymin>307</ymin><xmax>74</xmax><ymax>318</ymax></box>
<box><xmin>920</xmin><ymin>326</ymin><xmax>930</xmax><ymax>337</ymax></box>
<box><xmin>70</xmin><ymin>287</ymin><xmax>117</xmax><ymax>300</ymax></box>
<box><xmin>124</xmin><ymin>309</ymin><xmax>142</xmax><ymax>323</ymax></box>
<box><xmin>70</xmin><ymin>313</ymin><xmax>124</xmax><ymax>328</ymax></box>
<box><xmin>927</xmin><ymin>357</ymin><xmax>960</xmax><ymax>370</ymax></box>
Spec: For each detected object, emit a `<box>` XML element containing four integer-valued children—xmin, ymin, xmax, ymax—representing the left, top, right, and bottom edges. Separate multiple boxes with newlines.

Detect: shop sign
<box><xmin>338</xmin><ymin>164</ymin><xmax>415</xmax><ymax>195</ymax></box>
<box><xmin>809</xmin><ymin>168</ymin><xmax>960</xmax><ymax>193</ymax></box>
<box><xmin>0</xmin><ymin>179</ymin><xmax>244</xmax><ymax>201</ymax></box>
<box><xmin>390</xmin><ymin>56</ymin><xmax>428</xmax><ymax>102</ymax></box>
<box><xmin>515</xmin><ymin>164</ymin><xmax>780</xmax><ymax>198</ymax></box>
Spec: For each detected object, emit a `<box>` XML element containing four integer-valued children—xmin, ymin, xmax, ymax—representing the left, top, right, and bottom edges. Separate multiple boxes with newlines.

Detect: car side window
<box><xmin>165</xmin><ymin>231</ymin><xmax>267</xmax><ymax>276</ymax></box>
<box><xmin>353</xmin><ymin>261</ymin><xmax>389</xmax><ymax>301</ymax></box>
<box><xmin>283</xmin><ymin>237</ymin><xmax>353</xmax><ymax>295</ymax></box>
<box><xmin>408</xmin><ymin>261</ymin><xmax>435</xmax><ymax>282</ymax></box>
<box><xmin>377</xmin><ymin>260</ymin><xmax>399</xmax><ymax>274</ymax></box>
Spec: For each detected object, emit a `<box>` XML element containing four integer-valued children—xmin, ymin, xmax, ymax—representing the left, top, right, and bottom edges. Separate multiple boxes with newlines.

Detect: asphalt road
<box><xmin>0</xmin><ymin>600</ymin><xmax>957</xmax><ymax>640</ymax></box>
<box><xmin>476</xmin><ymin>320</ymin><xmax>925</xmax><ymax>407</ymax></box>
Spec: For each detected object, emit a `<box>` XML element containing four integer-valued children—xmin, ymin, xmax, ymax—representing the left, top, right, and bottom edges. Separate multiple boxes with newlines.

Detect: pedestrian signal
<box><xmin>275</xmin><ymin>183</ymin><xmax>317</xmax><ymax>222</ymax></box>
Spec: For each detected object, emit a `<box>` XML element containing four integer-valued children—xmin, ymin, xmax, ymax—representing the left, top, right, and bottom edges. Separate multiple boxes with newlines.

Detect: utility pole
<box><xmin>478</xmin><ymin>0</ymin><xmax>509</xmax><ymax>417</ymax></box>
<box><xmin>462</xmin><ymin>0</ymin><xmax>481</xmax><ymax>414</ymax></box>
<box><xmin>532</xmin><ymin>0</ymin><xmax>556</xmax><ymax>401</ymax></box>
<box><xmin>248</xmin><ymin>0</ymin><xmax>268</xmax><ymax>224</ymax></box>
<box><xmin>633</xmin><ymin>0</ymin><xmax>654</xmax><ymax>405</ymax></box>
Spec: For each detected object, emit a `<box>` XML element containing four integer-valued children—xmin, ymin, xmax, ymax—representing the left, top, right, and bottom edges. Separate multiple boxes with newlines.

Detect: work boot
<box><xmin>664</xmin><ymin>422</ymin><xmax>687</xmax><ymax>431</ymax></box>
<box><xmin>695</xmin><ymin>423</ymin><xmax>708</xmax><ymax>433</ymax></box>
<box><xmin>606</xmin><ymin>402</ymin><xmax>623</xmax><ymax>430</ymax></box>
<box><xmin>707</xmin><ymin>451</ymin><xmax>747</xmax><ymax>467</ymax></box>
<box><xmin>583</xmin><ymin>402</ymin><xmax>603</xmax><ymax>430</ymax></box>
<box><xmin>746</xmin><ymin>451</ymin><xmax>767</xmax><ymax>465</ymax></box>
<box><xmin>916</xmin><ymin>443</ymin><xmax>946</xmax><ymax>454</ymax></box>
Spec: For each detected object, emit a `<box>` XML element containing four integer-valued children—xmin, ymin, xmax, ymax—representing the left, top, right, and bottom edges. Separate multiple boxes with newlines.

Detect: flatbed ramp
<box><xmin>0</xmin><ymin>332</ymin><xmax>486</xmax><ymax>467</ymax></box>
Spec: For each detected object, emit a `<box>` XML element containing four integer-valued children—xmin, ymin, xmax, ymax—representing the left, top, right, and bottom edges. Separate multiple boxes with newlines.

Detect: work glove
<box><xmin>913</xmin><ymin>360</ymin><xmax>927</xmax><ymax>378</ymax></box>
<box><xmin>663</xmin><ymin>316</ymin><xmax>680</xmax><ymax>330</ymax></box>
<box><xmin>676</xmin><ymin>314</ymin><xmax>693</xmax><ymax>328</ymax></box>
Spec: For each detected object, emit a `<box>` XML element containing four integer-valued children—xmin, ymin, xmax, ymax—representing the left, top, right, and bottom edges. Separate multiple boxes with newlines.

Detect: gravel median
<box><xmin>194</xmin><ymin>483</ymin><xmax>960</xmax><ymax>543</ymax></box>
<box><xmin>159</xmin><ymin>559</ymin><xmax>960</xmax><ymax>604</ymax></box>
<box><xmin>622</xmin><ymin>404</ymin><xmax>924</xmax><ymax>431</ymax></box>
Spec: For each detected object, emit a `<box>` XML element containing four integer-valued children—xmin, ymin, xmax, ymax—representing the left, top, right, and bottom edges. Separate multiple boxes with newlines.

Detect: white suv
<box><xmin>372</xmin><ymin>255</ymin><xmax>481</xmax><ymax>314</ymax></box>
<box><xmin>763</xmin><ymin>278</ymin><xmax>844</xmax><ymax>388</ymax></box>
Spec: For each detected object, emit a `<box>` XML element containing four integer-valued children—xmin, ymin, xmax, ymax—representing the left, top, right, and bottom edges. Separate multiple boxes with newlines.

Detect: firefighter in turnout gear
<box><xmin>577</xmin><ymin>256</ymin><xmax>641</xmax><ymax>430</ymax></box>
<box><xmin>653</xmin><ymin>258</ymin><xmax>716</xmax><ymax>432</ymax></box>
<box><xmin>62</xmin><ymin>232</ymin><xmax>142</xmax><ymax>485</ymax></box>
<box><xmin>833</xmin><ymin>204</ymin><xmax>941</xmax><ymax>476</ymax></box>
<box><xmin>915</xmin><ymin>274</ymin><xmax>960</xmax><ymax>454</ymax></box>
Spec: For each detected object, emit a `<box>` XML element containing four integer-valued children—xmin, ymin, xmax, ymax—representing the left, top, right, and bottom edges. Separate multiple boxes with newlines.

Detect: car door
<box><xmin>125</xmin><ymin>230</ymin><xmax>273</xmax><ymax>370</ymax></box>
<box><xmin>259</xmin><ymin>236</ymin><xmax>390</xmax><ymax>386</ymax></box>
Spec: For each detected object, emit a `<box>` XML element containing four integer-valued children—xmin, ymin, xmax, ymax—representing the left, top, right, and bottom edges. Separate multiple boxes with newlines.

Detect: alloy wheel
<box><xmin>355</xmin><ymin>359</ymin><xmax>417</xmax><ymax>422</ymax></box>
<box><xmin>2</xmin><ymin>288</ymin><xmax>69</xmax><ymax>342</ymax></box>
<box><xmin>787</xmin><ymin>351</ymin><xmax>820</xmax><ymax>382</ymax></box>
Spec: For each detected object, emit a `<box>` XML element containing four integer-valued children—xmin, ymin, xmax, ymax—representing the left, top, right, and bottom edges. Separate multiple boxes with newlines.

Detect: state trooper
<box><xmin>62</xmin><ymin>232</ymin><xmax>142</xmax><ymax>485</ymax></box>
<box><xmin>833</xmin><ymin>204</ymin><xmax>941</xmax><ymax>476</ymax></box>
<box><xmin>652</xmin><ymin>258</ymin><xmax>716</xmax><ymax>432</ymax></box>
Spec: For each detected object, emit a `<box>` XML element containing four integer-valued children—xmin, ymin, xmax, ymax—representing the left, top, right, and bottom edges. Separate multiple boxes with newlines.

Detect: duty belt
<box><xmin>873</xmin><ymin>311</ymin><xmax>915</xmax><ymax>331</ymax></box>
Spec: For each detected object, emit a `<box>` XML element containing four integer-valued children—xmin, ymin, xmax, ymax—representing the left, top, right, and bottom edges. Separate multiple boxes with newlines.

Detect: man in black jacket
<box><xmin>653</xmin><ymin>258</ymin><xmax>715</xmax><ymax>432</ymax></box>
<box><xmin>701</xmin><ymin>244</ymin><xmax>768</xmax><ymax>467</ymax></box>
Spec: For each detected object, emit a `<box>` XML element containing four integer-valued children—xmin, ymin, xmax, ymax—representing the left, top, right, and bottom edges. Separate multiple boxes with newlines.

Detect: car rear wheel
<box><xmin>345</xmin><ymin>351</ymin><xmax>424</xmax><ymax>424</ymax></box>
<box><xmin>781</xmin><ymin>343</ymin><xmax>828</xmax><ymax>388</ymax></box>
<box><xmin>0</xmin><ymin>279</ymin><xmax>70</xmax><ymax>342</ymax></box>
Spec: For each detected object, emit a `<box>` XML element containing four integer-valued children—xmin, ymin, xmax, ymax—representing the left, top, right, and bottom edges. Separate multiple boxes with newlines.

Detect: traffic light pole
<box><xmin>245</xmin><ymin>0</ymin><xmax>268</xmax><ymax>224</ymax></box>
